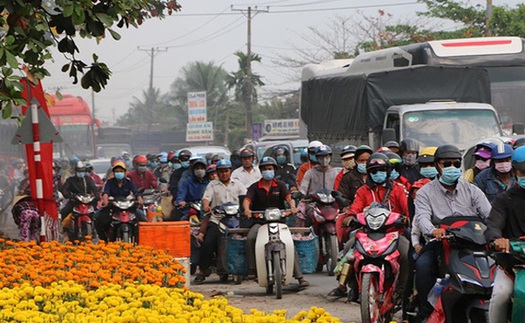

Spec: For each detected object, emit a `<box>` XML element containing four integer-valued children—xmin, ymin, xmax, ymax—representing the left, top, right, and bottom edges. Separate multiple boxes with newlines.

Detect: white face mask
<box><xmin>342</xmin><ymin>159</ymin><xmax>356</xmax><ymax>170</ymax></box>
<box><xmin>194</xmin><ymin>169</ymin><xmax>206</xmax><ymax>178</ymax></box>
<box><xmin>318</xmin><ymin>157</ymin><xmax>331</xmax><ymax>167</ymax></box>
<box><xmin>495</xmin><ymin>161</ymin><xmax>512</xmax><ymax>174</ymax></box>
<box><xmin>474</xmin><ymin>159</ymin><xmax>490</xmax><ymax>170</ymax></box>
<box><xmin>402</xmin><ymin>153</ymin><xmax>417</xmax><ymax>166</ymax></box>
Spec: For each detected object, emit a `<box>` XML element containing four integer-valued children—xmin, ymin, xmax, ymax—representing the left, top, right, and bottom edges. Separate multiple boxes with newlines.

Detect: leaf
<box><xmin>61</xmin><ymin>63</ymin><xmax>70</xmax><ymax>72</ymax></box>
<box><xmin>108</xmin><ymin>28</ymin><xmax>121</xmax><ymax>40</ymax></box>
<box><xmin>5</xmin><ymin>50</ymin><xmax>17</xmax><ymax>68</ymax></box>
<box><xmin>55</xmin><ymin>90</ymin><xmax>63</xmax><ymax>100</ymax></box>
<box><xmin>63</xmin><ymin>5</ymin><xmax>74</xmax><ymax>17</ymax></box>
<box><xmin>2</xmin><ymin>102</ymin><xmax>12</xmax><ymax>119</ymax></box>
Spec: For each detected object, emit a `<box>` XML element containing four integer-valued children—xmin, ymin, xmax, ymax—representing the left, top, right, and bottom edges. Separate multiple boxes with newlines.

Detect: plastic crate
<box><xmin>293</xmin><ymin>231</ymin><xmax>319</xmax><ymax>274</ymax></box>
<box><xmin>139</xmin><ymin>222</ymin><xmax>191</xmax><ymax>258</ymax></box>
<box><xmin>226</xmin><ymin>234</ymin><xmax>249</xmax><ymax>275</ymax></box>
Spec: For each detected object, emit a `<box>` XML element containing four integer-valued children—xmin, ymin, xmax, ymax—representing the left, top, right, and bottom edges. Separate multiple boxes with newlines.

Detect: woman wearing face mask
<box><xmin>418</xmin><ymin>147</ymin><xmax>438</xmax><ymax>180</ymax></box>
<box><xmin>96</xmin><ymin>161</ymin><xmax>145</xmax><ymax>242</ymax></box>
<box><xmin>299</xmin><ymin>145</ymin><xmax>340</xmax><ymax>196</ymax></box>
<box><xmin>175</xmin><ymin>158</ymin><xmax>209</xmax><ymax>221</ymax></box>
<box><xmin>473</xmin><ymin>143</ymin><xmax>516</xmax><ymax>204</ymax></box>
<box><xmin>385</xmin><ymin>151</ymin><xmax>411</xmax><ymax>193</ymax></box>
<box><xmin>463</xmin><ymin>142</ymin><xmax>494</xmax><ymax>183</ymax></box>
<box><xmin>400</xmin><ymin>138</ymin><xmax>422</xmax><ymax>184</ymax></box>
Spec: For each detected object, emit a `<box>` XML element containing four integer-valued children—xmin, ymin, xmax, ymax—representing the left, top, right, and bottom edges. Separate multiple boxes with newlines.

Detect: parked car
<box><xmin>88</xmin><ymin>158</ymin><xmax>112</xmax><ymax>180</ymax></box>
<box><xmin>261</xmin><ymin>140</ymin><xmax>308</xmax><ymax>168</ymax></box>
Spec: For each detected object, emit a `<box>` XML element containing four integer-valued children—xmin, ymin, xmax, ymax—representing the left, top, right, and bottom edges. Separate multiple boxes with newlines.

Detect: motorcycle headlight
<box><xmin>365</xmin><ymin>208</ymin><xmax>389</xmax><ymax>230</ymax></box>
<box><xmin>223</xmin><ymin>204</ymin><xmax>239</xmax><ymax>215</ymax></box>
<box><xmin>317</xmin><ymin>191</ymin><xmax>335</xmax><ymax>204</ymax></box>
<box><xmin>80</xmin><ymin>196</ymin><xmax>94</xmax><ymax>204</ymax></box>
<box><xmin>264</xmin><ymin>208</ymin><xmax>282</xmax><ymax>221</ymax></box>
<box><xmin>457</xmin><ymin>273</ymin><xmax>483</xmax><ymax>287</ymax></box>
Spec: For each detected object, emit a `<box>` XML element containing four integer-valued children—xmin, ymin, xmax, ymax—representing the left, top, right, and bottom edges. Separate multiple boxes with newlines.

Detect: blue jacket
<box><xmin>473</xmin><ymin>167</ymin><xmax>515</xmax><ymax>204</ymax></box>
<box><xmin>176</xmin><ymin>174</ymin><xmax>209</xmax><ymax>204</ymax></box>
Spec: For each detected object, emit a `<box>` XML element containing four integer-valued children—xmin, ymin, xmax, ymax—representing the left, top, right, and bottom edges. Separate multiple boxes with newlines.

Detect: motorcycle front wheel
<box><xmin>273</xmin><ymin>251</ymin><xmax>282</xmax><ymax>299</ymax></box>
<box><xmin>327</xmin><ymin>234</ymin><xmax>338</xmax><ymax>276</ymax></box>
<box><xmin>81</xmin><ymin>221</ymin><xmax>92</xmax><ymax>240</ymax></box>
<box><xmin>360</xmin><ymin>272</ymin><xmax>381</xmax><ymax>323</ymax></box>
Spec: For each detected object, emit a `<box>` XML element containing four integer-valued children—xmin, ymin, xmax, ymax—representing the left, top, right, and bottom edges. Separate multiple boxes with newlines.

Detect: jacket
<box><xmin>336</xmin><ymin>168</ymin><xmax>365</xmax><ymax>202</ymax></box>
<box><xmin>473</xmin><ymin>167</ymin><xmax>515</xmax><ymax>204</ymax></box>
<box><xmin>176</xmin><ymin>174</ymin><xmax>209</xmax><ymax>204</ymax></box>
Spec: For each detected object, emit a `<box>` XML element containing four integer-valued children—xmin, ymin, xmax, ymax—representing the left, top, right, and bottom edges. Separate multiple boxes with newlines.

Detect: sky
<box><xmin>42</xmin><ymin>0</ymin><xmax>523</xmax><ymax>124</ymax></box>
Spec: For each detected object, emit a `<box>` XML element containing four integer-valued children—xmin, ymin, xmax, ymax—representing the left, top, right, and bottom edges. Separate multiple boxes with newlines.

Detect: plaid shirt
<box><xmin>12</xmin><ymin>200</ymin><xmax>39</xmax><ymax>226</ymax></box>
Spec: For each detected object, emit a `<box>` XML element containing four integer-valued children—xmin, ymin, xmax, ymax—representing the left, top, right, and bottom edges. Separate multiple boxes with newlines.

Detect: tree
<box><xmin>226</xmin><ymin>51</ymin><xmax>264</xmax><ymax>139</ymax></box>
<box><xmin>0</xmin><ymin>0</ymin><xmax>180</xmax><ymax>118</ymax></box>
<box><xmin>116</xmin><ymin>87</ymin><xmax>170</xmax><ymax>131</ymax></box>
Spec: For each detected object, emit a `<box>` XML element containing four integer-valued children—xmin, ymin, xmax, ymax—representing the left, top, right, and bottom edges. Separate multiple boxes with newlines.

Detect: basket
<box><xmin>138</xmin><ymin>222</ymin><xmax>191</xmax><ymax>258</ymax></box>
<box><xmin>293</xmin><ymin>230</ymin><xmax>319</xmax><ymax>274</ymax></box>
<box><xmin>225</xmin><ymin>234</ymin><xmax>249</xmax><ymax>275</ymax></box>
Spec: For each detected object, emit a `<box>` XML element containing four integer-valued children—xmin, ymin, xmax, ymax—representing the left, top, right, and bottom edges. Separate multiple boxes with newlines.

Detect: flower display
<box><xmin>0</xmin><ymin>239</ymin><xmax>342</xmax><ymax>322</ymax></box>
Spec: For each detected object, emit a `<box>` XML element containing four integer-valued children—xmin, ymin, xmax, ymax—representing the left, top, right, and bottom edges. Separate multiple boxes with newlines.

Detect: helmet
<box><xmin>512</xmin><ymin>146</ymin><xmax>525</xmax><ymax>171</ymax></box>
<box><xmin>216</xmin><ymin>159</ymin><xmax>233</xmax><ymax>169</ymax></box>
<box><xmin>192</xmin><ymin>158</ymin><xmax>207</xmax><ymax>169</ymax></box>
<box><xmin>69</xmin><ymin>156</ymin><xmax>80</xmax><ymax>167</ymax></box>
<box><xmin>400</xmin><ymin>138</ymin><xmax>419</xmax><ymax>153</ymax></box>
<box><xmin>366</xmin><ymin>152</ymin><xmax>390</xmax><ymax>171</ymax></box>
<box><xmin>308</xmin><ymin>140</ymin><xmax>323</xmax><ymax>153</ymax></box>
<box><xmin>136</xmin><ymin>155</ymin><xmax>148</xmax><ymax>164</ymax></box>
<box><xmin>355</xmin><ymin>145</ymin><xmax>373</xmax><ymax>158</ymax></box>
<box><xmin>121</xmin><ymin>151</ymin><xmax>130</xmax><ymax>158</ymax></box>
<box><xmin>85</xmin><ymin>163</ymin><xmax>93</xmax><ymax>172</ymax></box>
<box><xmin>434</xmin><ymin>144</ymin><xmax>462</xmax><ymax>161</ymax></box>
<box><xmin>384</xmin><ymin>140</ymin><xmax>400</xmax><ymax>149</ymax></box>
<box><xmin>275</xmin><ymin>146</ymin><xmax>288</xmax><ymax>156</ymax></box>
<box><xmin>315</xmin><ymin>145</ymin><xmax>332</xmax><ymax>156</ymax></box>
<box><xmin>376</xmin><ymin>147</ymin><xmax>391</xmax><ymax>153</ymax></box>
<box><xmin>206</xmin><ymin>164</ymin><xmax>217</xmax><ymax>174</ymax></box>
<box><xmin>211</xmin><ymin>154</ymin><xmax>222</xmax><ymax>162</ymax></box>
<box><xmin>340</xmin><ymin>145</ymin><xmax>357</xmax><ymax>158</ymax></box>
<box><xmin>112</xmin><ymin>161</ymin><xmax>127</xmax><ymax>171</ymax></box>
<box><xmin>513</xmin><ymin>137</ymin><xmax>525</xmax><ymax>150</ymax></box>
<box><xmin>384</xmin><ymin>151</ymin><xmax>402</xmax><ymax>165</ymax></box>
<box><xmin>259</xmin><ymin>156</ymin><xmax>278</xmax><ymax>169</ymax></box>
<box><xmin>240</xmin><ymin>148</ymin><xmax>255</xmax><ymax>158</ymax></box>
<box><xmin>168</xmin><ymin>151</ymin><xmax>176</xmax><ymax>161</ymax></box>
<box><xmin>491</xmin><ymin>143</ymin><xmax>513</xmax><ymax>160</ymax></box>
<box><xmin>178</xmin><ymin>149</ymin><xmax>192</xmax><ymax>161</ymax></box>
<box><xmin>75</xmin><ymin>161</ymin><xmax>86</xmax><ymax>172</ymax></box>
<box><xmin>418</xmin><ymin>147</ymin><xmax>437</xmax><ymax>164</ymax></box>
<box><xmin>157</xmin><ymin>152</ymin><xmax>168</xmax><ymax>163</ymax></box>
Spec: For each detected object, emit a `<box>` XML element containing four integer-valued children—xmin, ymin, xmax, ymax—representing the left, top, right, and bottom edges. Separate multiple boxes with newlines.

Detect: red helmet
<box><xmin>136</xmin><ymin>155</ymin><xmax>148</xmax><ymax>164</ymax></box>
<box><xmin>168</xmin><ymin>151</ymin><xmax>176</xmax><ymax>161</ymax></box>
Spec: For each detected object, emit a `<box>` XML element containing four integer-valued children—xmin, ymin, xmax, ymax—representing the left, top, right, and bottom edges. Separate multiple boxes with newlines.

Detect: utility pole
<box><xmin>486</xmin><ymin>0</ymin><xmax>493</xmax><ymax>36</ymax></box>
<box><xmin>231</xmin><ymin>5</ymin><xmax>268</xmax><ymax>139</ymax></box>
<box><xmin>138</xmin><ymin>47</ymin><xmax>168</xmax><ymax>91</ymax></box>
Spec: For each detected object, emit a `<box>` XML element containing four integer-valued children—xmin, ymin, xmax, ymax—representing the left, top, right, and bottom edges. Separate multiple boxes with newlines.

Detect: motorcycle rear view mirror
<box><xmin>159</xmin><ymin>178</ymin><xmax>168</xmax><ymax>184</ymax></box>
<box><xmin>291</xmin><ymin>191</ymin><xmax>304</xmax><ymax>200</ymax></box>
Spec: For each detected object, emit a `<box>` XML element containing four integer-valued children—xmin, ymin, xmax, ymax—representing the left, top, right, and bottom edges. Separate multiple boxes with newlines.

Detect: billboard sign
<box><xmin>263</xmin><ymin>119</ymin><xmax>300</xmax><ymax>136</ymax></box>
<box><xmin>186</xmin><ymin>122</ymin><xmax>213</xmax><ymax>142</ymax></box>
<box><xmin>251</xmin><ymin>122</ymin><xmax>263</xmax><ymax>140</ymax></box>
<box><xmin>187</xmin><ymin>91</ymin><xmax>207</xmax><ymax>123</ymax></box>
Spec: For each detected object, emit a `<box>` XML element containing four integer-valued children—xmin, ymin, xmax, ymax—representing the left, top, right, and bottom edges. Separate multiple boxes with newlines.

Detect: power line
<box><xmin>166</xmin><ymin>17</ymin><xmax>245</xmax><ymax>48</ymax></box>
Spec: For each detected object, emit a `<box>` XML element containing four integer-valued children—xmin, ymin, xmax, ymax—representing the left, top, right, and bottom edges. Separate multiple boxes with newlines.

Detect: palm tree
<box><xmin>117</xmin><ymin>87</ymin><xmax>168</xmax><ymax>131</ymax></box>
<box><xmin>226</xmin><ymin>51</ymin><xmax>265</xmax><ymax>138</ymax></box>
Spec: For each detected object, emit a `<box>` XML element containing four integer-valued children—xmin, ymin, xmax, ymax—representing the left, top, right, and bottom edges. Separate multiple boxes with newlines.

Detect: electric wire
<box><xmin>166</xmin><ymin>17</ymin><xmax>245</xmax><ymax>48</ymax></box>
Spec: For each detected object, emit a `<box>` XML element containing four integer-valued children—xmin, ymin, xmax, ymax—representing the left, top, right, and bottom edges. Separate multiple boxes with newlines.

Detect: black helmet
<box><xmin>513</xmin><ymin>137</ymin><xmax>525</xmax><ymax>150</ymax></box>
<box><xmin>434</xmin><ymin>144</ymin><xmax>462</xmax><ymax>161</ymax></box>
<box><xmin>259</xmin><ymin>156</ymin><xmax>278</xmax><ymax>169</ymax></box>
<box><xmin>340</xmin><ymin>145</ymin><xmax>357</xmax><ymax>157</ymax></box>
<box><xmin>178</xmin><ymin>149</ymin><xmax>192</xmax><ymax>161</ymax></box>
<box><xmin>366</xmin><ymin>152</ymin><xmax>391</xmax><ymax>171</ymax></box>
<box><xmin>384</xmin><ymin>140</ymin><xmax>400</xmax><ymax>149</ymax></box>
<box><xmin>400</xmin><ymin>138</ymin><xmax>419</xmax><ymax>153</ymax></box>
<box><xmin>275</xmin><ymin>146</ymin><xmax>288</xmax><ymax>156</ymax></box>
<box><xmin>192</xmin><ymin>158</ymin><xmax>207</xmax><ymax>169</ymax></box>
<box><xmin>240</xmin><ymin>148</ymin><xmax>255</xmax><ymax>158</ymax></box>
<box><xmin>384</xmin><ymin>151</ymin><xmax>402</xmax><ymax>165</ymax></box>
<box><xmin>355</xmin><ymin>145</ymin><xmax>373</xmax><ymax>159</ymax></box>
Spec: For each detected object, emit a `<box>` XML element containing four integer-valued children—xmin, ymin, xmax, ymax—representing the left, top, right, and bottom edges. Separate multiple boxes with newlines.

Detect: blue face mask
<box><xmin>420</xmin><ymin>167</ymin><xmax>439</xmax><ymax>179</ymax></box>
<box><xmin>262</xmin><ymin>170</ymin><xmax>275</xmax><ymax>180</ymax></box>
<box><xmin>151</xmin><ymin>161</ymin><xmax>159</xmax><ymax>168</ymax></box>
<box><xmin>370</xmin><ymin>171</ymin><xmax>387</xmax><ymax>184</ymax></box>
<box><xmin>390</xmin><ymin>169</ymin><xmax>400</xmax><ymax>181</ymax></box>
<box><xmin>172</xmin><ymin>163</ymin><xmax>182</xmax><ymax>170</ymax></box>
<box><xmin>276</xmin><ymin>156</ymin><xmax>287</xmax><ymax>165</ymax></box>
<box><xmin>114</xmin><ymin>172</ymin><xmax>125</xmax><ymax>180</ymax></box>
<box><xmin>439</xmin><ymin>167</ymin><xmax>462</xmax><ymax>186</ymax></box>
<box><xmin>168</xmin><ymin>162</ymin><xmax>173</xmax><ymax>168</ymax></box>
<box><xmin>76</xmin><ymin>172</ymin><xmax>86</xmax><ymax>178</ymax></box>
<box><xmin>181</xmin><ymin>161</ymin><xmax>190</xmax><ymax>168</ymax></box>
<box><xmin>517</xmin><ymin>176</ymin><xmax>525</xmax><ymax>189</ymax></box>
<box><xmin>309</xmin><ymin>154</ymin><xmax>317</xmax><ymax>163</ymax></box>
<box><xmin>357</xmin><ymin>163</ymin><xmax>367</xmax><ymax>174</ymax></box>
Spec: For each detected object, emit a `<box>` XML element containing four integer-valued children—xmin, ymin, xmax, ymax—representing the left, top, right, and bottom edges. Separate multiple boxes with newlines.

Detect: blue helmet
<box><xmin>158</xmin><ymin>152</ymin><xmax>168</xmax><ymax>163</ymax></box>
<box><xmin>69</xmin><ymin>156</ymin><xmax>80</xmax><ymax>167</ymax></box>
<box><xmin>512</xmin><ymin>146</ymin><xmax>525</xmax><ymax>171</ymax></box>
<box><xmin>216</xmin><ymin>159</ymin><xmax>232</xmax><ymax>169</ymax></box>
<box><xmin>491</xmin><ymin>143</ymin><xmax>513</xmax><ymax>160</ymax></box>
<box><xmin>315</xmin><ymin>145</ymin><xmax>332</xmax><ymax>157</ymax></box>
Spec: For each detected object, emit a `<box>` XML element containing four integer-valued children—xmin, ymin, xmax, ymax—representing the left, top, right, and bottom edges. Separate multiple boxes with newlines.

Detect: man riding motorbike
<box><xmin>274</xmin><ymin>146</ymin><xmax>297</xmax><ymax>191</ymax></box>
<box><xmin>128</xmin><ymin>155</ymin><xmax>158</xmax><ymax>191</ymax></box>
<box><xmin>242</xmin><ymin>157</ymin><xmax>309</xmax><ymax>287</ymax></box>
<box><xmin>175</xmin><ymin>158</ymin><xmax>209</xmax><ymax>221</ymax></box>
<box><xmin>95</xmin><ymin>161</ymin><xmax>145</xmax><ymax>242</ymax></box>
<box><xmin>412</xmin><ymin>144</ymin><xmax>491</xmax><ymax>322</ymax></box>
<box><xmin>485</xmin><ymin>146</ymin><xmax>525</xmax><ymax>323</ymax></box>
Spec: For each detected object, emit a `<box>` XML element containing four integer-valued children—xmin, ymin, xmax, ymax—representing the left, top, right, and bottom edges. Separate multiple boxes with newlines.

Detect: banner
<box><xmin>186</xmin><ymin>122</ymin><xmax>213</xmax><ymax>142</ymax></box>
<box><xmin>263</xmin><ymin>119</ymin><xmax>300</xmax><ymax>136</ymax></box>
<box><xmin>187</xmin><ymin>91</ymin><xmax>207</xmax><ymax>123</ymax></box>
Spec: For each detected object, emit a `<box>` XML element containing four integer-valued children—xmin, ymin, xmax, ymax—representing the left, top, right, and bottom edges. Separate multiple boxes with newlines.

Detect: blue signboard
<box><xmin>252</xmin><ymin>122</ymin><xmax>263</xmax><ymax>140</ymax></box>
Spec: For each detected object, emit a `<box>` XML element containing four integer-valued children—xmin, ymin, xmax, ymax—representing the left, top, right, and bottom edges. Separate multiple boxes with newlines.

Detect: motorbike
<box><xmin>71</xmin><ymin>194</ymin><xmax>97</xmax><ymax>241</ymax></box>
<box><xmin>490</xmin><ymin>237</ymin><xmax>525</xmax><ymax>323</ymax></box>
<box><xmin>426</xmin><ymin>216</ymin><xmax>495</xmax><ymax>323</ymax></box>
<box><xmin>184</xmin><ymin>200</ymin><xmax>203</xmax><ymax>275</ymax></box>
<box><xmin>351</xmin><ymin>206</ymin><xmax>405</xmax><ymax>323</ymax></box>
<box><xmin>253</xmin><ymin>208</ymin><xmax>295</xmax><ymax>299</ymax></box>
<box><xmin>306</xmin><ymin>188</ymin><xmax>344</xmax><ymax>276</ymax></box>
<box><xmin>142</xmin><ymin>188</ymin><xmax>163</xmax><ymax>222</ymax></box>
<box><xmin>108</xmin><ymin>196</ymin><xmax>139</xmax><ymax>243</ymax></box>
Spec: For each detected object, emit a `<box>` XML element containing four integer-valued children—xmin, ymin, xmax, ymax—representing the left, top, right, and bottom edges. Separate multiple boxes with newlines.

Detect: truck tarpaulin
<box><xmin>300</xmin><ymin>65</ymin><xmax>492</xmax><ymax>137</ymax></box>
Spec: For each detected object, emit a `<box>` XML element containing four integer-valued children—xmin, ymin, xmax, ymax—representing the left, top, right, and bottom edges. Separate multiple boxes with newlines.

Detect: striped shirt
<box><xmin>413</xmin><ymin>178</ymin><xmax>491</xmax><ymax>239</ymax></box>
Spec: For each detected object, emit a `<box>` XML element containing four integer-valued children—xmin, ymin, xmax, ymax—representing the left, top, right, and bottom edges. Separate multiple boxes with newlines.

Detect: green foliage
<box><xmin>0</xmin><ymin>0</ymin><xmax>181</xmax><ymax>118</ymax></box>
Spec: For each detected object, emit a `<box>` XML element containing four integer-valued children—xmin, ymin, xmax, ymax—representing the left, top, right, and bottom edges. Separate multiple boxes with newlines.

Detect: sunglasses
<box><xmin>440</xmin><ymin>160</ymin><xmax>461</xmax><ymax>168</ymax></box>
<box><xmin>369</xmin><ymin>167</ymin><xmax>387</xmax><ymax>174</ymax></box>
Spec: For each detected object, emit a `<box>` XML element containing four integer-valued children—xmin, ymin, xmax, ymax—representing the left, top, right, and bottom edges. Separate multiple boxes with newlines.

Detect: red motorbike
<box><xmin>109</xmin><ymin>196</ymin><xmax>138</xmax><ymax>243</ymax></box>
<box><xmin>353</xmin><ymin>207</ymin><xmax>404</xmax><ymax>323</ymax></box>
<box><xmin>307</xmin><ymin>188</ymin><xmax>343</xmax><ymax>276</ymax></box>
<box><xmin>71</xmin><ymin>194</ymin><xmax>96</xmax><ymax>241</ymax></box>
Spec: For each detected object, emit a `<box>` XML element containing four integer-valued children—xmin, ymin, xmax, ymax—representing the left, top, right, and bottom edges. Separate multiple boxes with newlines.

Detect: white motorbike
<box><xmin>254</xmin><ymin>208</ymin><xmax>295</xmax><ymax>299</ymax></box>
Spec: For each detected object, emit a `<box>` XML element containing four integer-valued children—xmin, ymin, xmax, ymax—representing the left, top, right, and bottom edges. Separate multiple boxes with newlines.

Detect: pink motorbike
<box><xmin>352</xmin><ymin>207</ymin><xmax>404</xmax><ymax>323</ymax></box>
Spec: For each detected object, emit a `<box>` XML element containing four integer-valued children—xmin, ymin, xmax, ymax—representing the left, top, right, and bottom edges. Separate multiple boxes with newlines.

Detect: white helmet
<box><xmin>308</xmin><ymin>140</ymin><xmax>323</xmax><ymax>153</ymax></box>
